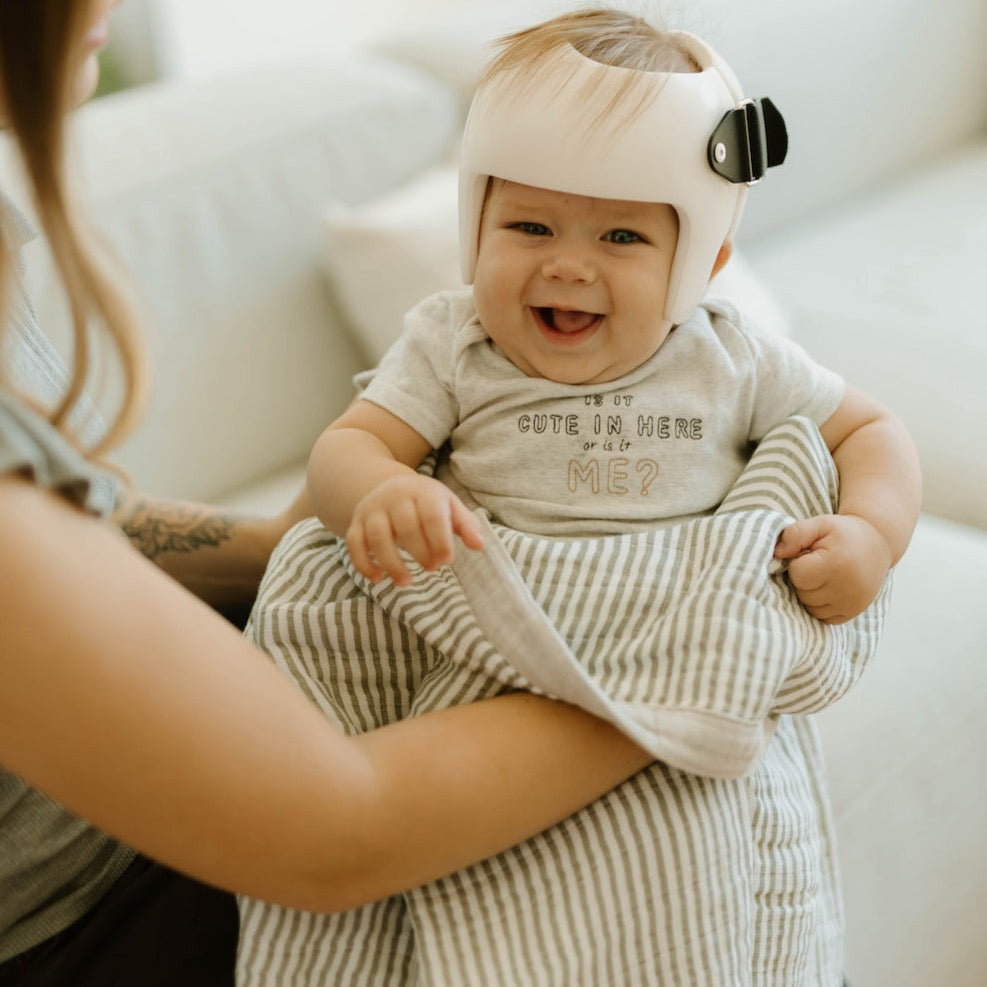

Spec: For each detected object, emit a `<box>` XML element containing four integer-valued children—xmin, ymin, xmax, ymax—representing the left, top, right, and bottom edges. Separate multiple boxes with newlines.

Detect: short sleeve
<box><xmin>743</xmin><ymin>328</ymin><xmax>844</xmax><ymax>440</ymax></box>
<box><xmin>0</xmin><ymin>389</ymin><xmax>117</xmax><ymax>516</ymax></box>
<box><xmin>358</xmin><ymin>291</ymin><xmax>462</xmax><ymax>449</ymax></box>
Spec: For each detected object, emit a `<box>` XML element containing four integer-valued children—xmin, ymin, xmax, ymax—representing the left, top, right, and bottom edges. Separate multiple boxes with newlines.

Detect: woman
<box><xmin>0</xmin><ymin>3</ymin><xmax>651</xmax><ymax>983</ymax></box>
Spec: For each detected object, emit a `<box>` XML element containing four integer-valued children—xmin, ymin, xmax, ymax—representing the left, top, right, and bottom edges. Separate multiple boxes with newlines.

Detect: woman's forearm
<box><xmin>1</xmin><ymin>477</ymin><xmax>649</xmax><ymax>913</ymax></box>
<box><xmin>341</xmin><ymin>692</ymin><xmax>652</xmax><ymax>909</ymax></box>
<box><xmin>113</xmin><ymin>488</ymin><xmax>311</xmax><ymax>620</ymax></box>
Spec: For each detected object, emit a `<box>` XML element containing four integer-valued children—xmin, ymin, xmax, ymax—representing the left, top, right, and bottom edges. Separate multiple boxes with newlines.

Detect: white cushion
<box><xmin>706</xmin><ymin>252</ymin><xmax>791</xmax><ymax>338</ymax></box>
<box><xmin>16</xmin><ymin>56</ymin><xmax>459</xmax><ymax>502</ymax></box>
<box><xmin>322</xmin><ymin>163</ymin><xmax>462</xmax><ymax>365</ymax></box>
<box><xmin>818</xmin><ymin>513</ymin><xmax>987</xmax><ymax>986</ymax></box>
<box><xmin>374</xmin><ymin>1</ymin><xmax>574</xmax><ymax>106</ymax></box>
<box><xmin>748</xmin><ymin>140</ymin><xmax>987</xmax><ymax>531</ymax></box>
<box><xmin>322</xmin><ymin>162</ymin><xmax>790</xmax><ymax>366</ymax></box>
<box><xmin>218</xmin><ymin>459</ymin><xmax>308</xmax><ymax>515</ymax></box>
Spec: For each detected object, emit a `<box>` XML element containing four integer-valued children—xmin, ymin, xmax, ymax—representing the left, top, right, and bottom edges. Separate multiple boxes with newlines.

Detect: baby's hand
<box><xmin>774</xmin><ymin>514</ymin><xmax>892</xmax><ymax>624</ymax></box>
<box><xmin>346</xmin><ymin>474</ymin><xmax>484</xmax><ymax>586</ymax></box>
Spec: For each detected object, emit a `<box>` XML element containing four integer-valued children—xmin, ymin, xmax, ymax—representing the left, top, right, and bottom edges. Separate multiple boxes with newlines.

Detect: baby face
<box><xmin>472</xmin><ymin>180</ymin><xmax>679</xmax><ymax>385</ymax></box>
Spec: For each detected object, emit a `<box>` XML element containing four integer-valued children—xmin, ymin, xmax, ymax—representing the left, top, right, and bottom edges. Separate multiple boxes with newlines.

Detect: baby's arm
<box><xmin>773</xmin><ymin>385</ymin><xmax>921</xmax><ymax>624</ymax></box>
<box><xmin>308</xmin><ymin>400</ymin><xmax>484</xmax><ymax>586</ymax></box>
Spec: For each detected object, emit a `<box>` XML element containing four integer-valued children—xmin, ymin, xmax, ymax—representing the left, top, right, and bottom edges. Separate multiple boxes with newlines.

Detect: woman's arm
<box><xmin>113</xmin><ymin>486</ymin><xmax>311</xmax><ymax>625</ymax></box>
<box><xmin>0</xmin><ymin>475</ymin><xmax>650</xmax><ymax>913</ymax></box>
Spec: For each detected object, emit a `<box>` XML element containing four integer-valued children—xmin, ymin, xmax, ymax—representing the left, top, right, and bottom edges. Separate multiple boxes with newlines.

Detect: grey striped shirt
<box><xmin>0</xmin><ymin>189</ymin><xmax>133</xmax><ymax>963</ymax></box>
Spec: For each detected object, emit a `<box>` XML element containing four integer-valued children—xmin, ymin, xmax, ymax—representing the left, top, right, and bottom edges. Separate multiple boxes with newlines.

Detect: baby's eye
<box><xmin>603</xmin><ymin>229</ymin><xmax>644</xmax><ymax>244</ymax></box>
<box><xmin>511</xmin><ymin>221</ymin><xmax>551</xmax><ymax>237</ymax></box>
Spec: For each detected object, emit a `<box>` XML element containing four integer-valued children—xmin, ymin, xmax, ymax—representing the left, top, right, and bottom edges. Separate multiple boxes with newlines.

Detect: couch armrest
<box><xmin>818</xmin><ymin>513</ymin><xmax>987</xmax><ymax>985</ymax></box>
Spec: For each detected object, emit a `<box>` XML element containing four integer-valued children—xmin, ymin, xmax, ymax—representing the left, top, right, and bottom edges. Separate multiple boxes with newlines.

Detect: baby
<box><xmin>239</xmin><ymin>8</ymin><xmax>920</xmax><ymax>984</ymax></box>
<box><xmin>308</xmin><ymin>11</ymin><xmax>919</xmax><ymax>628</ymax></box>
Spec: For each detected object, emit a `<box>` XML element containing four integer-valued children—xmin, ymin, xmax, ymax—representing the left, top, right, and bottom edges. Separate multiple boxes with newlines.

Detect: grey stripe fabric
<box><xmin>1</xmin><ymin>191</ymin><xmax>70</xmax><ymax>408</ymax></box>
<box><xmin>237</xmin><ymin>417</ymin><xmax>885</xmax><ymax>985</ymax></box>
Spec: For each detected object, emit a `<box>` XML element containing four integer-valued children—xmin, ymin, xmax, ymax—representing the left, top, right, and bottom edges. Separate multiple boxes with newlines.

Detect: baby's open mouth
<box><xmin>537</xmin><ymin>307</ymin><xmax>601</xmax><ymax>334</ymax></box>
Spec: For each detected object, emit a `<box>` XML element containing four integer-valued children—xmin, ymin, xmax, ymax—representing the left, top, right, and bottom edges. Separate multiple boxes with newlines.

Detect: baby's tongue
<box><xmin>551</xmin><ymin>309</ymin><xmax>597</xmax><ymax>333</ymax></box>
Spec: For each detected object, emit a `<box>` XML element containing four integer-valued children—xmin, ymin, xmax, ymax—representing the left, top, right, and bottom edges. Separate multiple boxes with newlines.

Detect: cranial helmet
<box><xmin>458</xmin><ymin>31</ymin><xmax>788</xmax><ymax>325</ymax></box>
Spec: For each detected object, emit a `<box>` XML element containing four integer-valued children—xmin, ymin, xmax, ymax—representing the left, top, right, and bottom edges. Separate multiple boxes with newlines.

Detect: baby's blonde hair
<box><xmin>480</xmin><ymin>6</ymin><xmax>700</xmax><ymax>130</ymax></box>
<box><xmin>483</xmin><ymin>7</ymin><xmax>698</xmax><ymax>78</ymax></box>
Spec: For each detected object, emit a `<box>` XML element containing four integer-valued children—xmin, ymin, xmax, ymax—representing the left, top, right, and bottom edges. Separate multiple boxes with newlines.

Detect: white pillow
<box><xmin>322</xmin><ymin>163</ymin><xmax>461</xmax><ymax>365</ymax></box>
<box><xmin>322</xmin><ymin>162</ymin><xmax>790</xmax><ymax>366</ymax></box>
<box><xmin>707</xmin><ymin>251</ymin><xmax>792</xmax><ymax>338</ymax></box>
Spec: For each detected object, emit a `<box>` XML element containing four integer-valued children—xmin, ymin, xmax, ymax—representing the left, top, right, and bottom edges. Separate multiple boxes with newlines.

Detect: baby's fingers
<box><xmin>449</xmin><ymin>497</ymin><xmax>485</xmax><ymax>552</ymax></box>
<box><xmin>774</xmin><ymin>516</ymin><xmax>831</xmax><ymax>559</ymax></box>
<box><xmin>390</xmin><ymin>499</ymin><xmax>440</xmax><ymax>570</ymax></box>
<box><xmin>413</xmin><ymin>491</ymin><xmax>484</xmax><ymax>568</ymax></box>
<box><xmin>786</xmin><ymin>549</ymin><xmax>830</xmax><ymax>594</ymax></box>
<box><xmin>344</xmin><ymin>522</ymin><xmax>384</xmax><ymax>582</ymax></box>
<box><xmin>351</xmin><ymin>514</ymin><xmax>413</xmax><ymax>586</ymax></box>
<box><xmin>786</xmin><ymin>554</ymin><xmax>856</xmax><ymax>624</ymax></box>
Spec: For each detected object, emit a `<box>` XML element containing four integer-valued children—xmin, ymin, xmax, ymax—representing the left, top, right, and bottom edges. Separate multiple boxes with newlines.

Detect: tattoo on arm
<box><xmin>120</xmin><ymin>498</ymin><xmax>236</xmax><ymax>560</ymax></box>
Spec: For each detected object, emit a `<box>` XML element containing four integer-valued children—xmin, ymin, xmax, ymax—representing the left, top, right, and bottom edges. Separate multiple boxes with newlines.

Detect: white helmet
<box><xmin>459</xmin><ymin>32</ymin><xmax>787</xmax><ymax>325</ymax></box>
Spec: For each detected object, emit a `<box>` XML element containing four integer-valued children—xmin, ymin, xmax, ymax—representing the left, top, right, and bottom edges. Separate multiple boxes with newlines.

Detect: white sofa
<box><xmin>2</xmin><ymin>2</ymin><xmax>985</xmax><ymax>983</ymax></box>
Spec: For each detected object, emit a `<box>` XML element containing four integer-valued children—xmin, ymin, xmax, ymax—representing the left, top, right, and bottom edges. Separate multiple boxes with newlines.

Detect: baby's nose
<box><xmin>540</xmin><ymin>247</ymin><xmax>596</xmax><ymax>283</ymax></box>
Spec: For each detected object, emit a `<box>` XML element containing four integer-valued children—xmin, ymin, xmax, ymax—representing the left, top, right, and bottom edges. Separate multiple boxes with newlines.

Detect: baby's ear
<box><xmin>708</xmin><ymin>241</ymin><xmax>734</xmax><ymax>282</ymax></box>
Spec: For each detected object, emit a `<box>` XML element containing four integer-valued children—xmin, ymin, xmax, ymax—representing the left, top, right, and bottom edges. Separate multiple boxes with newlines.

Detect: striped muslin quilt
<box><xmin>237</xmin><ymin>417</ymin><xmax>890</xmax><ymax>986</ymax></box>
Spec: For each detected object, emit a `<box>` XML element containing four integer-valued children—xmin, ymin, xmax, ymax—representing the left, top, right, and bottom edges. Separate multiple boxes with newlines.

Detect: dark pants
<box><xmin>0</xmin><ymin>855</ymin><xmax>237</xmax><ymax>986</ymax></box>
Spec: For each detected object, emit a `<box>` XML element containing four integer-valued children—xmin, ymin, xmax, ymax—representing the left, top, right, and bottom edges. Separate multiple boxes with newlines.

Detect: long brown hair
<box><xmin>0</xmin><ymin>0</ymin><xmax>147</xmax><ymax>457</ymax></box>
